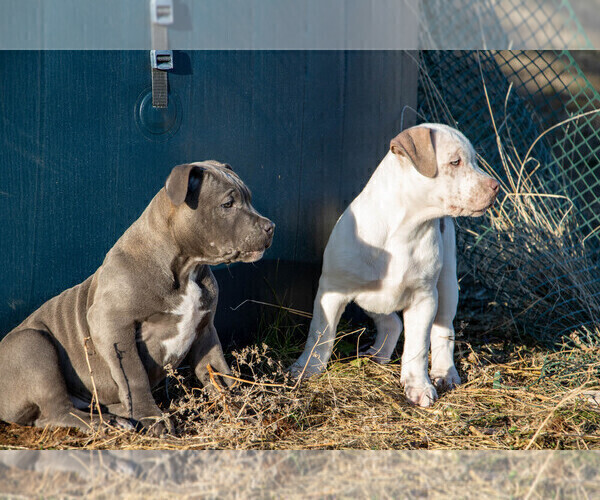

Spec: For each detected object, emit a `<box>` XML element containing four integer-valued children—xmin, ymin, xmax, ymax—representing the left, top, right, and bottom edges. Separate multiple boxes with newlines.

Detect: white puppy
<box><xmin>290</xmin><ymin>123</ymin><xmax>499</xmax><ymax>407</ymax></box>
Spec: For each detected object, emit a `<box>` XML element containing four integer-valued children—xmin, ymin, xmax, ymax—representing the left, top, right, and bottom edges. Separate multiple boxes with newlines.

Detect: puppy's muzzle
<box><xmin>470</xmin><ymin>177</ymin><xmax>500</xmax><ymax>215</ymax></box>
<box><xmin>484</xmin><ymin>177</ymin><xmax>500</xmax><ymax>207</ymax></box>
<box><xmin>237</xmin><ymin>219</ymin><xmax>275</xmax><ymax>263</ymax></box>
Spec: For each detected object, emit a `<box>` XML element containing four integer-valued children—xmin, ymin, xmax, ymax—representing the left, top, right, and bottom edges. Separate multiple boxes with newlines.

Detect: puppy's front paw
<box><xmin>110</xmin><ymin>416</ymin><xmax>135</xmax><ymax>431</ymax></box>
<box><xmin>431</xmin><ymin>366</ymin><xmax>461</xmax><ymax>391</ymax></box>
<box><xmin>138</xmin><ymin>415</ymin><xmax>174</xmax><ymax>437</ymax></box>
<box><xmin>404</xmin><ymin>383</ymin><xmax>438</xmax><ymax>408</ymax></box>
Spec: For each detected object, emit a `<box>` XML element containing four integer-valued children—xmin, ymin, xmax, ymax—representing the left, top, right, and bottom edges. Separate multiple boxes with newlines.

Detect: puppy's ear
<box><xmin>390</xmin><ymin>127</ymin><xmax>437</xmax><ymax>178</ymax></box>
<box><xmin>165</xmin><ymin>164</ymin><xmax>204</xmax><ymax>206</ymax></box>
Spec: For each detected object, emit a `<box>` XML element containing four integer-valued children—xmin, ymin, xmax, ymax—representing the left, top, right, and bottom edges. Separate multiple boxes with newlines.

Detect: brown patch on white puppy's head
<box><xmin>390</xmin><ymin>126</ymin><xmax>437</xmax><ymax>178</ymax></box>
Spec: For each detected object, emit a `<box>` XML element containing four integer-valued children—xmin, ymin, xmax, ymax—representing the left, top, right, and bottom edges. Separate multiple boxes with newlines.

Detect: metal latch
<box><xmin>149</xmin><ymin>0</ymin><xmax>173</xmax><ymax>109</ymax></box>
<box><xmin>150</xmin><ymin>50</ymin><xmax>173</xmax><ymax>71</ymax></box>
<box><xmin>150</xmin><ymin>0</ymin><xmax>173</xmax><ymax>25</ymax></box>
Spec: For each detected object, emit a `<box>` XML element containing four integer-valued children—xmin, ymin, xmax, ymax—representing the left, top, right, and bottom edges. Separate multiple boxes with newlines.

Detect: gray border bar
<box><xmin>0</xmin><ymin>450</ymin><xmax>598</xmax><ymax>498</ymax></box>
<box><xmin>0</xmin><ymin>0</ymin><xmax>596</xmax><ymax>50</ymax></box>
<box><xmin>1</xmin><ymin>0</ymin><xmax>419</xmax><ymax>50</ymax></box>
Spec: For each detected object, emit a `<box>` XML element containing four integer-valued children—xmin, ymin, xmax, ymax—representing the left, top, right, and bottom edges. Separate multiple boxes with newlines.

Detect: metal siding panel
<box><xmin>293</xmin><ymin>51</ymin><xmax>346</xmax><ymax>263</ymax></box>
<box><xmin>0</xmin><ymin>51</ymin><xmax>418</xmax><ymax>343</ymax></box>
<box><xmin>0</xmin><ymin>51</ymin><xmax>44</xmax><ymax>330</ymax></box>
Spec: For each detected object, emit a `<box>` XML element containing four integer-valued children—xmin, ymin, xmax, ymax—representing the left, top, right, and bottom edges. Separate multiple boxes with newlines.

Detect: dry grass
<box><xmin>1</xmin><ymin>292</ymin><xmax>600</xmax><ymax>453</ymax></box>
<box><xmin>2</xmin><ymin>304</ymin><xmax>600</xmax><ymax>497</ymax></box>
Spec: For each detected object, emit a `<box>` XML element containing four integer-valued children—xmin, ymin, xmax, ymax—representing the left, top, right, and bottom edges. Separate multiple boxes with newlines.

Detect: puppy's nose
<box><xmin>487</xmin><ymin>178</ymin><xmax>500</xmax><ymax>193</ymax></box>
<box><xmin>263</xmin><ymin>220</ymin><xmax>275</xmax><ymax>235</ymax></box>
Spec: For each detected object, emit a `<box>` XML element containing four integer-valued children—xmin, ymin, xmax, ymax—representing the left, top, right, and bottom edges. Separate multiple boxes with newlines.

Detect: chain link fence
<box><xmin>418</xmin><ymin>42</ymin><xmax>600</xmax><ymax>341</ymax></box>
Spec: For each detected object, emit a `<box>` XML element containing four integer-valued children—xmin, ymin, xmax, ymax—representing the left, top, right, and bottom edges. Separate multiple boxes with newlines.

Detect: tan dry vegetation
<box><xmin>1</xmin><ymin>295</ymin><xmax>600</xmax><ymax>452</ymax></box>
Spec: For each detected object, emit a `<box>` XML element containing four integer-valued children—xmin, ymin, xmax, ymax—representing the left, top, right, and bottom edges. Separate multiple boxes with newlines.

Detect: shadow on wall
<box><xmin>213</xmin><ymin>259</ymin><xmax>321</xmax><ymax>348</ymax></box>
<box><xmin>215</xmin><ymin>206</ymin><xmax>393</xmax><ymax>348</ymax></box>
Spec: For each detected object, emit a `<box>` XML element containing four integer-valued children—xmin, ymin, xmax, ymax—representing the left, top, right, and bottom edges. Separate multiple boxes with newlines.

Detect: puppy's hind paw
<box><xmin>404</xmin><ymin>384</ymin><xmax>438</xmax><ymax>408</ymax></box>
<box><xmin>287</xmin><ymin>360</ymin><xmax>325</xmax><ymax>381</ymax></box>
<box><xmin>359</xmin><ymin>347</ymin><xmax>391</xmax><ymax>365</ymax></box>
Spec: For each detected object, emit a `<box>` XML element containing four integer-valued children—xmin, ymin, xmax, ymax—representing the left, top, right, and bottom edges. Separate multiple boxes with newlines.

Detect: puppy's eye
<box><xmin>450</xmin><ymin>158</ymin><xmax>461</xmax><ymax>166</ymax></box>
<box><xmin>221</xmin><ymin>199</ymin><xmax>234</xmax><ymax>209</ymax></box>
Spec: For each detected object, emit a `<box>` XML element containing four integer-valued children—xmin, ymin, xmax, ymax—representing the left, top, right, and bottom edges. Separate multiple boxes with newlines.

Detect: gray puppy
<box><xmin>0</xmin><ymin>161</ymin><xmax>274</xmax><ymax>435</ymax></box>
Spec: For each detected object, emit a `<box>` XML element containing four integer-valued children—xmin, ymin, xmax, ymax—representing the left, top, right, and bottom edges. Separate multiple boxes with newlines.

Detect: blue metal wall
<box><xmin>0</xmin><ymin>51</ymin><xmax>417</xmax><ymax>344</ymax></box>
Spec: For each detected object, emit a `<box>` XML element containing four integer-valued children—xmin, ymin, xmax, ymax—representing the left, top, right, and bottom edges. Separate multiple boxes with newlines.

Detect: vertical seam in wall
<box><xmin>27</xmin><ymin>50</ymin><xmax>45</xmax><ymax>310</ymax></box>
<box><xmin>110</xmin><ymin>52</ymin><xmax>123</xmax><ymax>242</ymax></box>
<box><xmin>336</xmin><ymin>51</ymin><xmax>348</xmax><ymax>213</ymax></box>
<box><xmin>292</xmin><ymin>53</ymin><xmax>308</xmax><ymax>263</ymax></box>
<box><xmin>378</xmin><ymin>51</ymin><xmax>384</xmax><ymax>167</ymax></box>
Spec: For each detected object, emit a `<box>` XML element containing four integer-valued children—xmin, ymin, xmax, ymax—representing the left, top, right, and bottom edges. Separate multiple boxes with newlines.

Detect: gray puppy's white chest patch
<box><xmin>162</xmin><ymin>269</ymin><xmax>206</xmax><ymax>366</ymax></box>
